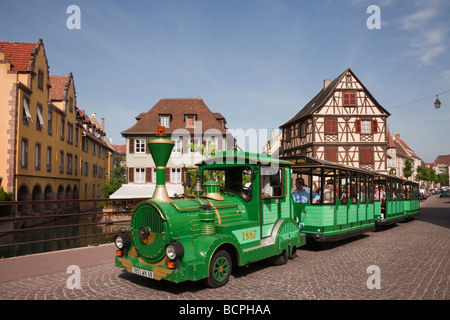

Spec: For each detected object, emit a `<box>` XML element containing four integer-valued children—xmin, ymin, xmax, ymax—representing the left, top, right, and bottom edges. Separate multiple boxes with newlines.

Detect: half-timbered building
<box><xmin>280</xmin><ymin>68</ymin><xmax>390</xmax><ymax>173</ymax></box>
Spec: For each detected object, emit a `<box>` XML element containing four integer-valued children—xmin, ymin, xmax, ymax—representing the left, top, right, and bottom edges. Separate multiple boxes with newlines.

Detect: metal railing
<box><xmin>0</xmin><ymin>198</ymin><xmax>147</xmax><ymax>258</ymax></box>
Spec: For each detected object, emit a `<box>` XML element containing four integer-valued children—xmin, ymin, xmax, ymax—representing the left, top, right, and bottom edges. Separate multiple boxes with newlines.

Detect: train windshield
<box><xmin>202</xmin><ymin>166</ymin><xmax>253</xmax><ymax>201</ymax></box>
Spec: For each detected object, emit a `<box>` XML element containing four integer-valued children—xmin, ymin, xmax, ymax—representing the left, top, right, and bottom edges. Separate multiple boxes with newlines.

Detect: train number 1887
<box><xmin>242</xmin><ymin>229</ymin><xmax>257</xmax><ymax>241</ymax></box>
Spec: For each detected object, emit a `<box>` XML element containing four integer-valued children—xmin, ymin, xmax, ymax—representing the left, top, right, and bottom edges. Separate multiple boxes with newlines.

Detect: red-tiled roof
<box><xmin>0</xmin><ymin>41</ymin><xmax>37</xmax><ymax>72</ymax></box>
<box><xmin>393</xmin><ymin>134</ymin><xmax>421</xmax><ymax>160</ymax></box>
<box><xmin>49</xmin><ymin>75</ymin><xmax>68</xmax><ymax>100</ymax></box>
<box><xmin>434</xmin><ymin>155</ymin><xmax>450</xmax><ymax>166</ymax></box>
<box><xmin>387</xmin><ymin>130</ymin><xmax>395</xmax><ymax>148</ymax></box>
<box><xmin>122</xmin><ymin>98</ymin><xmax>229</xmax><ymax>135</ymax></box>
<box><xmin>113</xmin><ymin>145</ymin><xmax>126</xmax><ymax>154</ymax></box>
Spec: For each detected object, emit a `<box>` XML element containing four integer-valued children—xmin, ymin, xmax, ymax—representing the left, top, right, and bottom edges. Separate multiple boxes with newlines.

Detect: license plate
<box><xmin>132</xmin><ymin>266</ymin><xmax>153</xmax><ymax>279</ymax></box>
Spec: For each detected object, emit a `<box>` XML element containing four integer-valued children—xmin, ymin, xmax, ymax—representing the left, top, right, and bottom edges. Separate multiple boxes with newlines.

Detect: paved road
<box><xmin>0</xmin><ymin>195</ymin><xmax>448</xmax><ymax>302</ymax></box>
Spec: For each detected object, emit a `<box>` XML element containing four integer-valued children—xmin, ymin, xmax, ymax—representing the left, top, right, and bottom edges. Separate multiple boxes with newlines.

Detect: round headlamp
<box><xmin>115</xmin><ymin>235</ymin><xmax>124</xmax><ymax>249</ymax></box>
<box><xmin>165</xmin><ymin>242</ymin><xmax>184</xmax><ymax>261</ymax></box>
<box><xmin>115</xmin><ymin>232</ymin><xmax>131</xmax><ymax>250</ymax></box>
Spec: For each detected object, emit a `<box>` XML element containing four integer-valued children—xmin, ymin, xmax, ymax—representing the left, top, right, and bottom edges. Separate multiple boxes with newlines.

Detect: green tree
<box><xmin>101</xmin><ymin>154</ymin><xmax>126</xmax><ymax>198</ymax></box>
<box><xmin>403</xmin><ymin>158</ymin><xmax>413</xmax><ymax>179</ymax></box>
<box><xmin>416</xmin><ymin>166</ymin><xmax>429</xmax><ymax>182</ymax></box>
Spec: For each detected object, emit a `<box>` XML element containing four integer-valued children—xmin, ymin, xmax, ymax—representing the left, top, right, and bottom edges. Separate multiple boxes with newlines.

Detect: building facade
<box><xmin>0</xmin><ymin>39</ymin><xmax>114</xmax><ymax>212</ymax></box>
<box><xmin>114</xmin><ymin>97</ymin><xmax>236</xmax><ymax>198</ymax></box>
<box><xmin>387</xmin><ymin>131</ymin><xmax>422</xmax><ymax>181</ymax></box>
<box><xmin>280</xmin><ymin>68</ymin><xmax>390</xmax><ymax>173</ymax></box>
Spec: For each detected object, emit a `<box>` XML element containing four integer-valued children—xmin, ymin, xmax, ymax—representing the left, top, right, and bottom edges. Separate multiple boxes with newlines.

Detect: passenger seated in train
<box><xmin>323</xmin><ymin>179</ymin><xmax>335</xmax><ymax>203</ymax></box>
<box><xmin>292</xmin><ymin>177</ymin><xmax>320</xmax><ymax>203</ymax></box>
<box><xmin>374</xmin><ymin>185</ymin><xmax>386</xmax><ymax>201</ymax></box>
<box><xmin>340</xmin><ymin>183</ymin><xmax>358</xmax><ymax>203</ymax></box>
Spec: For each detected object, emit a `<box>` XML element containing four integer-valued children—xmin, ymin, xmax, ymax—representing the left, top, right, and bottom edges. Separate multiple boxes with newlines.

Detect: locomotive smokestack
<box><xmin>148</xmin><ymin>126</ymin><xmax>174</xmax><ymax>202</ymax></box>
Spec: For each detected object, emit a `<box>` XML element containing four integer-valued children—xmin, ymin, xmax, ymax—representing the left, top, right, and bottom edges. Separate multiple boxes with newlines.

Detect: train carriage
<box><xmin>283</xmin><ymin>156</ymin><xmax>379</xmax><ymax>243</ymax></box>
<box><xmin>283</xmin><ymin>156</ymin><xmax>420</xmax><ymax>240</ymax></box>
<box><xmin>374</xmin><ymin>173</ymin><xmax>420</xmax><ymax>227</ymax></box>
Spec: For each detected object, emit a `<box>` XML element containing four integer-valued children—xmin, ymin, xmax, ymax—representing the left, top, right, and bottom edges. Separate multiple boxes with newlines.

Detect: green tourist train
<box><xmin>114</xmin><ymin>132</ymin><xmax>420</xmax><ymax>287</ymax></box>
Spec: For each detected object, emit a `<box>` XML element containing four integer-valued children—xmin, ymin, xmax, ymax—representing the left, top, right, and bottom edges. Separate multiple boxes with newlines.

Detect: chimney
<box><xmin>324</xmin><ymin>79</ymin><xmax>331</xmax><ymax>89</ymax></box>
<box><xmin>101</xmin><ymin>118</ymin><xmax>105</xmax><ymax>131</ymax></box>
<box><xmin>91</xmin><ymin>112</ymin><xmax>96</xmax><ymax>119</ymax></box>
<box><xmin>395</xmin><ymin>134</ymin><xmax>400</xmax><ymax>140</ymax></box>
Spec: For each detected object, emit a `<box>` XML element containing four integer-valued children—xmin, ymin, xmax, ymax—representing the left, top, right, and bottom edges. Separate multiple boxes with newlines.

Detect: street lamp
<box><xmin>434</xmin><ymin>95</ymin><xmax>441</xmax><ymax>109</ymax></box>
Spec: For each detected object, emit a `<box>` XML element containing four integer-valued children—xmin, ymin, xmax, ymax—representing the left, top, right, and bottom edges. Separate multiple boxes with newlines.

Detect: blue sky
<box><xmin>1</xmin><ymin>0</ymin><xmax>449</xmax><ymax>163</ymax></box>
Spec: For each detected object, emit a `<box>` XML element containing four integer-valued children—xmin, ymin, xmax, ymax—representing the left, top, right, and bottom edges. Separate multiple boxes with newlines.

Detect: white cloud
<box><xmin>399</xmin><ymin>3</ymin><xmax>449</xmax><ymax>66</ymax></box>
<box><xmin>415</xmin><ymin>44</ymin><xmax>446</xmax><ymax>66</ymax></box>
<box><xmin>400</xmin><ymin>8</ymin><xmax>437</xmax><ymax>30</ymax></box>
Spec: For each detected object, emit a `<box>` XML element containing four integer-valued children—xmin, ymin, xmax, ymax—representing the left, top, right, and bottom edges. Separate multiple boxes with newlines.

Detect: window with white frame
<box><xmin>152</xmin><ymin>168</ymin><xmax>157</xmax><ymax>183</ymax></box>
<box><xmin>35</xmin><ymin>143</ymin><xmax>41</xmax><ymax>170</ymax></box>
<box><xmin>160</xmin><ymin>115</ymin><xmax>170</xmax><ymax>127</ymax></box>
<box><xmin>172</xmin><ymin>138</ymin><xmax>181</xmax><ymax>153</ymax></box>
<box><xmin>361</xmin><ymin>120</ymin><xmax>372</xmax><ymax>134</ymax></box>
<box><xmin>46</xmin><ymin>146</ymin><xmax>52</xmax><ymax>171</ymax></box>
<box><xmin>135</xmin><ymin>168</ymin><xmax>145</xmax><ymax>183</ymax></box>
<box><xmin>135</xmin><ymin>139</ymin><xmax>146</xmax><ymax>153</ymax></box>
<box><xmin>188</xmin><ymin>138</ymin><xmax>200</xmax><ymax>153</ymax></box>
<box><xmin>171</xmin><ymin>168</ymin><xmax>181</xmax><ymax>183</ymax></box>
<box><xmin>23</xmin><ymin>98</ymin><xmax>32</xmax><ymax>124</ymax></box>
<box><xmin>36</xmin><ymin>103</ymin><xmax>44</xmax><ymax>129</ymax></box>
<box><xmin>208</xmin><ymin>136</ymin><xmax>218</xmax><ymax>150</ymax></box>
<box><xmin>21</xmin><ymin>138</ymin><xmax>28</xmax><ymax>168</ymax></box>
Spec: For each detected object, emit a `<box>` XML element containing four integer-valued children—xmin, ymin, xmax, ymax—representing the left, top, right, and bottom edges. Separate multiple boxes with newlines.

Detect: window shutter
<box><xmin>355</xmin><ymin>119</ymin><xmax>361</xmax><ymax>133</ymax></box>
<box><xmin>129</xmin><ymin>139</ymin><xmax>134</xmax><ymax>154</ymax></box>
<box><xmin>371</xmin><ymin>119</ymin><xmax>378</xmax><ymax>133</ymax></box>
<box><xmin>145</xmin><ymin>167</ymin><xmax>152</xmax><ymax>183</ymax></box>
<box><xmin>343</xmin><ymin>92</ymin><xmax>349</xmax><ymax>105</ymax></box>
<box><xmin>360</xmin><ymin>148</ymin><xmax>373</xmax><ymax>164</ymax></box>
<box><xmin>128</xmin><ymin>167</ymin><xmax>134</xmax><ymax>183</ymax></box>
<box><xmin>343</xmin><ymin>92</ymin><xmax>356</xmax><ymax>106</ymax></box>
<box><xmin>325</xmin><ymin>148</ymin><xmax>337</xmax><ymax>162</ymax></box>
<box><xmin>325</xmin><ymin>119</ymin><xmax>337</xmax><ymax>134</ymax></box>
<box><xmin>165</xmin><ymin>168</ymin><xmax>170</xmax><ymax>182</ymax></box>
<box><xmin>350</xmin><ymin>93</ymin><xmax>356</xmax><ymax>105</ymax></box>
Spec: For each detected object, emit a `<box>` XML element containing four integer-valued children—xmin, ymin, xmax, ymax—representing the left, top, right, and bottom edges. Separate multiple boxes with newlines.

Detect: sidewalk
<box><xmin>0</xmin><ymin>243</ymin><xmax>116</xmax><ymax>283</ymax></box>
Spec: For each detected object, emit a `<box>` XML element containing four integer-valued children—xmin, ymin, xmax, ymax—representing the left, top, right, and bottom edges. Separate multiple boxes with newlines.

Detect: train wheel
<box><xmin>204</xmin><ymin>250</ymin><xmax>232</xmax><ymax>288</ymax></box>
<box><xmin>272</xmin><ymin>250</ymin><xmax>288</xmax><ymax>266</ymax></box>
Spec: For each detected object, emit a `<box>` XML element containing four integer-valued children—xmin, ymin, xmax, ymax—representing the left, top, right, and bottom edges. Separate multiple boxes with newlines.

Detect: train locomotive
<box><xmin>114</xmin><ymin>130</ymin><xmax>420</xmax><ymax>287</ymax></box>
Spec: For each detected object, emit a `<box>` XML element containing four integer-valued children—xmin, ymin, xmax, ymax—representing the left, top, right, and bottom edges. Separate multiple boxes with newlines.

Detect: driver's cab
<box><xmin>196</xmin><ymin>151</ymin><xmax>294</xmax><ymax>238</ymax></box>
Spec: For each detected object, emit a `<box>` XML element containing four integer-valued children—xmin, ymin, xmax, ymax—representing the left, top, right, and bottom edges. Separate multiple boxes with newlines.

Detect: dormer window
<box><xmin>185</xmin><ymin>115</ymin><xmax>196</xmax><ymax>128</ymax></box>
<box><xmin>160</xmin><ymin>115</ymin><xmax>170</xmax><ymax>128</ymax></box>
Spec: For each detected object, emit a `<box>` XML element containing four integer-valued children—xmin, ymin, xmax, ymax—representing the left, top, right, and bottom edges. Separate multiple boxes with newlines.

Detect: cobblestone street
<box><xmin>0</xmin><ymin>195</ymin><xmax>448</xmax><ymax>301</ymax></box>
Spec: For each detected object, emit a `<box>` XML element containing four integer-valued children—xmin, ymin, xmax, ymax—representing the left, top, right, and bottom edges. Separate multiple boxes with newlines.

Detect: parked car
<box><xmin>419</xmin><ymin>189</ymin><xmax>427</xmax><ymax>200</ymax></box>
<box><xmin>440</xmin><ymin>189</ymin><xmax>449</xmax><ymax>198</ymax></box>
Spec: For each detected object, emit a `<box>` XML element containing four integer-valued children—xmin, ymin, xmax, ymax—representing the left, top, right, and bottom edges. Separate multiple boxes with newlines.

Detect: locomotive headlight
<box><xmin>115</xmin><ymin>232</ymin><xmax>131</xmax><ymax>250</ymax></box>
<box><xmin>166</xmin><ymin>245</ymin><xmax>177</xmax><ymax>260</ymax></box>
<box><xmin>115</xmin><ymin>235</ymin><xmax>124</xmax><ymax>249</ymax></box>
<box><xmin>165</xmin><ymin>241</ymin><xmax>184</xmax><ymax>261</ymax></box>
